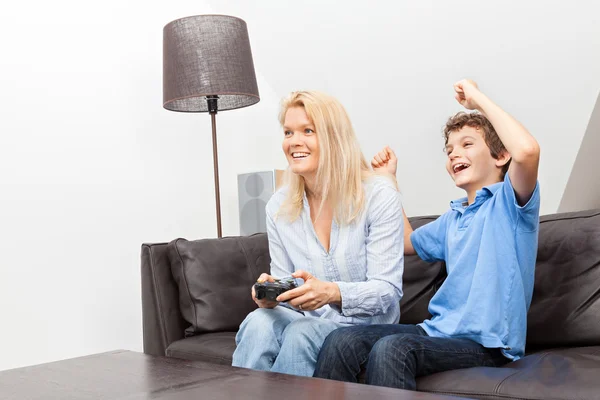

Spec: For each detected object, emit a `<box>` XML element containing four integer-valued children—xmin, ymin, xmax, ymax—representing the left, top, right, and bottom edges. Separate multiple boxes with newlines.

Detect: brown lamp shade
<box><xmin>163</xmin><ymin>15</ymin><xmax>260</xmax><ymax>112</ymax></box>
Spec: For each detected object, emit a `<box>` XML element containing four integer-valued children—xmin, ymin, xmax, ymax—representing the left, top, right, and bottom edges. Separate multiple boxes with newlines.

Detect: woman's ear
<box><xmin>495</xmin><ymin>150</ymin><xmax>511</xmax><ymax>168</ymax></box>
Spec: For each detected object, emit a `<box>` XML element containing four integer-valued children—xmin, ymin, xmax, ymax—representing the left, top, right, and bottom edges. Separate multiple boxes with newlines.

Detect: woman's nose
<box><xmin>290</xmin><ymin>134</ymin><xmax>303</xmax><ymax>146</ymax></box>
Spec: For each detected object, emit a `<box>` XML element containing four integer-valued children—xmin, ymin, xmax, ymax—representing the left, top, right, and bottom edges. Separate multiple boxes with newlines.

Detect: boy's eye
<box><xmin>305</xmin><ymin>128</ymin><xmax>314</xmax><ymax>134</ymax></box>
<box><xmin>284</xmin><ymin>130</ymin><xmax>292</xmax><ymax>136</ymax></box>
<box><xmin>464</xmin><ymin>142</ymin><xmax>472</xmax><ymax>147</ymax></box>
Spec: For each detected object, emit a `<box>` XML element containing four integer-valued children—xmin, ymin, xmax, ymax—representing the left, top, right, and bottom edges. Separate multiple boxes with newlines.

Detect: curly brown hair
<box><xmin>443</xmin><ymin>111</ymin><xmax>510</xmax><ymax>177</ymax></box>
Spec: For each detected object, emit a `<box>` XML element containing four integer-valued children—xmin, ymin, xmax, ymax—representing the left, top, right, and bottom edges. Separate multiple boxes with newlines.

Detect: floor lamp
<box><xmin>163</xmin><ymin>15</ymin><xmax>260</xmax><ymax>238</ymax></box>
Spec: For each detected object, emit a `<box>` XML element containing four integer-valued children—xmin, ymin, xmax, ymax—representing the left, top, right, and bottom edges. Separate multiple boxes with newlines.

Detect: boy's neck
<box><xmin>464</xmin><ymin>178</ymin><xmax>503</xmax><ymax>205</ymax></box>
<box><xmin>466</xmin><ymin>190</ymin><xmax>478</xmax><ymax>205</ymax></box>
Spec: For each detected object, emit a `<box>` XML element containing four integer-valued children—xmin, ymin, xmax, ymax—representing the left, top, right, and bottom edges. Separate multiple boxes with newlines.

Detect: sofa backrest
<box><xmin>168</xmin><ymin>234</ymin><xmax>268</xmax><ymax>336</ymax></box>
<box><xmin>526</xmin><ymin>209</ymin><xmax>600</xmax><ymax>349</ymax></box>
<box><xmin>399</xmin><ymin>216</ymin><xmax>446</xmax><ymax>324</ymax></box>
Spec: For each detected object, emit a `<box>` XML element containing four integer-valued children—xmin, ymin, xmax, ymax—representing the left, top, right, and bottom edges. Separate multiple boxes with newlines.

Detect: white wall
<box><xmin>1</xmin><ymin>0</ymin><xmax>599</xmax><ymax>371</ymax></box>
<box><xmin>0</xmin><ymin>0</ymin><xmax>283</xmax><ymax>371</ymax></box>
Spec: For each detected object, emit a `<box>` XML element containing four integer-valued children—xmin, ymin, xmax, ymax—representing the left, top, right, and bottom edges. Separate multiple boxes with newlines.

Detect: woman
<box><xmin>232</xmin><ymin>90</ymin><xmax>404</xmax><ymax>377</ymax></box>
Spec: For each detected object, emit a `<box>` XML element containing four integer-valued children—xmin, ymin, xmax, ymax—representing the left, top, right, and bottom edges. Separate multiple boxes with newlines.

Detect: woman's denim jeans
<box><xmin>232</xmin><ymin>306</ymin><xmax>348</xmax><ymax>377</ymax></box>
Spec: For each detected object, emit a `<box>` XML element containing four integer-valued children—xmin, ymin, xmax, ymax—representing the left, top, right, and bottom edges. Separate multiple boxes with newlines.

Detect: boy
<box><xmin>312</xmin><ymin>79</ymin><xmax>541</xmax><ymax>390</ymax></box>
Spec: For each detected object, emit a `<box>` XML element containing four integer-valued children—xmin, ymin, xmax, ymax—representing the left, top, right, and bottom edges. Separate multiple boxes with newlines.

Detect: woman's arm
<box><xmin>331</xmin><ymin>181</ymin><xmax>404</xmax><ymax>317</ymax></box>
<box><xmin>266</xmin><ymin>211</ymin><xmax>296</xmax><ymax>279</ymax></box>
<box><xmin>253</xmin><ymin>211</ymin><xmax>296</xmax><ymax>309</ymax></box>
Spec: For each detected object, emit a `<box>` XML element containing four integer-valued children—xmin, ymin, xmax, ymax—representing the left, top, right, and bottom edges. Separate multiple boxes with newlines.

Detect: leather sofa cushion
<box><xmin>166</xmin><ymin>332</ymin><xmax>236</xmax><ymax>366</ymax></box>
<box><xmin>168</xmin><ymin>234</ymin><xmax>270</xmax><ymax>336</ymax></box>
<box><xmin>527</xmin><ymin>209</ymin><xmax>600</xmax><ymax>348</ymax></box>
<box><xmin>416</xmin><ymin>346</ymin><xmax>600</xmax><ymax>400</ymax></box>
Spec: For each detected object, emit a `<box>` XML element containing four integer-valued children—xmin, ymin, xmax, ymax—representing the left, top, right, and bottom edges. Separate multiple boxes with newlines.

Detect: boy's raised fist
<box><xmin>371</xmin><ymin>146</ymin><xmax>398</xmax><ymax>176</ymax></box>
<box><xmin>454</xmin><ymin>79</ymin><xmax>481</xmax><ymax>110</ymax></box>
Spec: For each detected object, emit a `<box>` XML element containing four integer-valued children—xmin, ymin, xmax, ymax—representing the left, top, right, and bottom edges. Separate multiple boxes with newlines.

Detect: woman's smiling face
<box><xmin>282</xmin><ymin>106</ymin><xmax>320</xmax><ymax>180</ymax></box>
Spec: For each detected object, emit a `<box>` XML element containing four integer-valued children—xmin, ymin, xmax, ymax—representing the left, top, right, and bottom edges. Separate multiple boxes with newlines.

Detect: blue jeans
<box><xmin>232</xmin><ymin>306</ymin><xmax>348</xmax><ymax>377</ymax></box>
<box><xmin>313</xmin><ymin>324</ymin><xmax>508</xmax><ymax>390</ymax></box>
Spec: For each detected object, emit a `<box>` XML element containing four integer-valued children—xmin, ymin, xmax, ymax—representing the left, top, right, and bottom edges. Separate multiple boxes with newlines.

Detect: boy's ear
<box><xmin>495</xmin><ymin>150</ymin><xmax>511</xmax><ymax>168</ymax></box>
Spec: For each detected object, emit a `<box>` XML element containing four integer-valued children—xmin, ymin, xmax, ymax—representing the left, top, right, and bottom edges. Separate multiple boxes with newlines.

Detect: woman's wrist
<box><xmin>327</xmin><ymin>282</ymin><xmax>342</xmax><ymax>306</ymax></box>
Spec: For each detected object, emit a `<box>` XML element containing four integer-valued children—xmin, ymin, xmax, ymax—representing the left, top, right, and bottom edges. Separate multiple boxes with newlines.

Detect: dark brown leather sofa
<box><xmin>141</xmin><ymin>209</ymin><xmax>600</xmax><ymax>400</ymax></box>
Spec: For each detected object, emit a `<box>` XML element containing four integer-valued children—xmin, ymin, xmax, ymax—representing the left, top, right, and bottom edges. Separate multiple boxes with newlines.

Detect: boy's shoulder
<box><xmin>484</xmin><ymin>174</ymin><xmax>541</xmax><ymax>223</ymax></box>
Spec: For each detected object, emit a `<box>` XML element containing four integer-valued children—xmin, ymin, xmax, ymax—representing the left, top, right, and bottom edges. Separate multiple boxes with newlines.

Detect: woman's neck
<box><xmin>304</xmin><ymin>178</ymin><xmax>322</xmax><ymax>202</ymax></box>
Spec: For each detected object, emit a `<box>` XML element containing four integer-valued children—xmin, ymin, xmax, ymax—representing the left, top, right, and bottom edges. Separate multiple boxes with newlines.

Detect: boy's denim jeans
<box><xmin>313</xmin><ymin>324</ymin><xmax>508</xmax><ymax>390</ymax></box>
<box><xmin>232</xmin><ymin>306</ymin><xmax>348</xmax><ymax>377</ymax></box>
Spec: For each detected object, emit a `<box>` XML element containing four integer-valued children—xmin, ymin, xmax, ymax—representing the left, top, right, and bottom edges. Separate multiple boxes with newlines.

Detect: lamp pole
<box><xmin>207</xmin><ymin>95</ymin><xmax>222</xmax><ymax>238</ymax></box>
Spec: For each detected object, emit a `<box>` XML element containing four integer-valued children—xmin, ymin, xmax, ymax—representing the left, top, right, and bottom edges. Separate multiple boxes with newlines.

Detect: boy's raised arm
<box><xmin>402</xmin><ymin>208</ymin><xmax>415</xmax><ymax>255</ymax></box>
<box><xmin>371</xmin><ymin>146</ymin><xmax>416</xmax><ymax>255</ymax></box>
<box><xmin>454</xmin><ymin>79</ymin><xmax>540</xmax><ymax>206</ymax></box>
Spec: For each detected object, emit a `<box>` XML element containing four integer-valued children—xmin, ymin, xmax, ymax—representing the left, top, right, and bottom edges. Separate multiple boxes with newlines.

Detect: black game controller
<box><xmin>254</xmin><ymin>277</ymin><xmax>298</xmax><ymax>302</ymax></box>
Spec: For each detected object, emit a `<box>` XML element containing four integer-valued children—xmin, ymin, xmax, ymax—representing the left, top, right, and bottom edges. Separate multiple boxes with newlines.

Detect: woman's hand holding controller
<box><xmin>252</xmin><ymin>273</ymin><xmax>279</xmax><ymax>309</ymax></box>
<box><xmin>276</xmin><ymin>270</ymin><xmax>341</xmax><ymax>311</ymax></box>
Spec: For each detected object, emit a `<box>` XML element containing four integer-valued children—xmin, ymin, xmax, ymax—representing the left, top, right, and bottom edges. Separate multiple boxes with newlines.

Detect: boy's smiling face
<box><xmin>445</xmin><ymin>126</ymin><xmax>509</xmax><ymax>195</ymax></box>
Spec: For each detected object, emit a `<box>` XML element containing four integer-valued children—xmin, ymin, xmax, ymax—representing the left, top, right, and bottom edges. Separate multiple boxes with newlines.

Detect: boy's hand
<box><xmin>371</xmin><ymin>146</ymin><xmax>398</xmax><ymax>176</ymax></box>
<box><xmin>454</xmin><ymin>79</ymin><xmax>483</xmax><ymax>110</ymax></box>
<box><xmin>252</xmin><ymin>273</ymin><xmax>279</xmax><ymax>309</ymax></box>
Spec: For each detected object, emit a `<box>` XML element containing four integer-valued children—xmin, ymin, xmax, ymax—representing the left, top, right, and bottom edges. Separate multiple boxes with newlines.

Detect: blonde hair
<box><xmin>277</xmin><ymin>91</ymin><xmax>372</xmax><ymax>225</ymax></box>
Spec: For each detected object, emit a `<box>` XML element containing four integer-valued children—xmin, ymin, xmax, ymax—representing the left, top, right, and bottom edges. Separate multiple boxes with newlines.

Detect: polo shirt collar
<box><xmin>450</xmin><ymin>180</ymin><xmax>503</xmax><ymax>211</ymax></box>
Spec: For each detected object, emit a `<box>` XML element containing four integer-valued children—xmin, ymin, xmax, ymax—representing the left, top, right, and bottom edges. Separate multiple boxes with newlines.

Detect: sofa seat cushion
<box><xmin>166</xmin><ymin>332</ymin><xmax>236</xmax><ymax>366</ymax></box>
<box><xmin>416</xmin><ymin>346</ymin><xmax>600</xmax><ymax>400</ymax></box>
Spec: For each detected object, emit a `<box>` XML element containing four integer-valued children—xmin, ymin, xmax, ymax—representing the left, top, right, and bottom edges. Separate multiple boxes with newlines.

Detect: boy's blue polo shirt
<box><xmin>411</xmin><ymin>174</ymin><xmax>540</xmax><ymax>360</ymax></box>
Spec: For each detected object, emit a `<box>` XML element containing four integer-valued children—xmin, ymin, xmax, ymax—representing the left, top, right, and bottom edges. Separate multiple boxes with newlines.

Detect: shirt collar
<box><xmin>450</xmin><ymin>180</ymin><xmax>503</xmax><ymax>211</ymax></box>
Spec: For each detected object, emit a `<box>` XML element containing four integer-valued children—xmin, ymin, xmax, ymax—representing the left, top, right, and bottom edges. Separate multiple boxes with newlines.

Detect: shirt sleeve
<box><xmin>410</xmin><ymin>212</ymin><xmax>449</xmax><ymax>263</ymax></box>
<box><xmin>501</xmin><ymin>174</ymin><xmax>541</xmax><ymax>232</ymax></box>
<box><xmin>266</xmin><ymin>209</ymin><xmax>299</xmax><ymax>312</ymax></box>
<box><xmin>266</xmin><ymin>210</ymin><xmax>295</xmax><ymax>279</ymax></box>
<box><xmin>333</xmin><ymin>181</ymin><xmax>404</xmax><ymax>318</ymax></box>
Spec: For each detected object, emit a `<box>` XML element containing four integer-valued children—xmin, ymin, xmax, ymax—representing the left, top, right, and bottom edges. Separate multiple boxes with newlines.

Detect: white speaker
<box><xmin>238</xmin><ymin>170</ymin><xmax>285</xmax><ymax>236</ymax></box>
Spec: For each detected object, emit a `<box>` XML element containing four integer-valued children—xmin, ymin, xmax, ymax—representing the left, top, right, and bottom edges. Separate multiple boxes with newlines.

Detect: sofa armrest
<box><xmin>141</xmin><ymin>243</ymin><xmax>188</xmax><ymax>356</ymax></box>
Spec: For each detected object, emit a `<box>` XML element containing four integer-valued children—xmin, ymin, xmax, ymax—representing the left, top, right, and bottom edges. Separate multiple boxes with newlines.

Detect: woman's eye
<box><xmin>284</xmin><ymin>130</ymin><xmax>292</xmax><ymax>136</ymax></box>
<box><xmin>464</xmin><ymin>142</ymin><xmax>472</xmax><ymax>147</ymax></box>
<box><xmin>305</xmin><ymin>128</ymin><xmax>314</xmax><ymax>134</ymax></box>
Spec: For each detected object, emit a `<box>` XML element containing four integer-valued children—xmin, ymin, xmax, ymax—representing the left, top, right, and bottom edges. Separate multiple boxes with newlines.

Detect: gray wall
<box><xmin>559</xmin><ymin>91</ymin><xmax>600</xmax><ymax>212</ymax></box>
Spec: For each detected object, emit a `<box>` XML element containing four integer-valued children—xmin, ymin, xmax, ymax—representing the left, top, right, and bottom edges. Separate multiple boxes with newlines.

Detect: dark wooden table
<box><xmin>0</xmin><ymin>350</ymin><xmax>470</xmax><ymax>399</ymax></box>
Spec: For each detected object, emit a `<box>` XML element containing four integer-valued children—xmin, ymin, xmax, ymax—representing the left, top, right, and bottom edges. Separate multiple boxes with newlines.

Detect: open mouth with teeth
<box><xmin>292</xmin><ymin>152</ymin><xmax>310</xmax><ymax>159</ymax></box>
<box><xmin>453</xmin><ymin>163</ymin><xmax>471</xmax><ymax>174</ymax></box>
